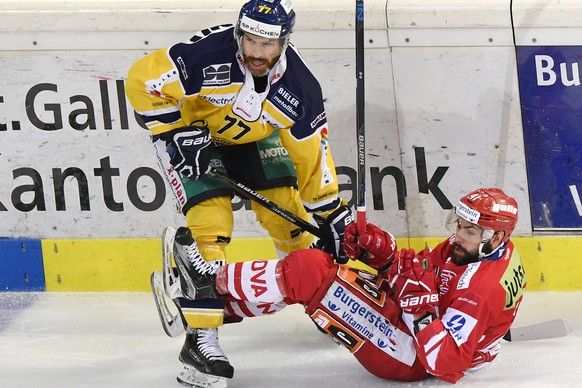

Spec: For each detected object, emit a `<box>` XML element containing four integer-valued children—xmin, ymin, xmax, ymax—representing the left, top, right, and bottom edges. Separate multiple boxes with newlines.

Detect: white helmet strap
<box><xmin>239</xmin><ymin>15</ymin><xmax>282</xmax><ymax>38</ymax></box>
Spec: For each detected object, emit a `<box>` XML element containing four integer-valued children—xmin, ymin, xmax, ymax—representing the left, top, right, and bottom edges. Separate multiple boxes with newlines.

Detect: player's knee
<box><xmin>185</xmin><ymin>196</ymin><xmax>233</xmax><ymax>261</ymax></box>
<box><xmin>252</xmin><ymin>193</ymin><xmax>314</xmax><ymax>254</ymax></box>
<box><xmin>279</xmin><ymin>249</ymin><xmax>334</xmax><ymax>304</ymax></box>
<box><xmin>272</xmin><ymin>230</ymin><xmax>314</xmax><ymax>256</ymax></box>
<box><xmin>260</xmin><ymin>218</ymin><xmax>314</xmax><ymax>256</ymax></box>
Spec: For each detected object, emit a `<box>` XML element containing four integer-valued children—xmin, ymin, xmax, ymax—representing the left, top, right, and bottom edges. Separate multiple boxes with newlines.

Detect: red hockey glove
<box><xmin>344</xmin><ymin>223</ymin><xmax>396</xmax><ymax>275</ymax></box>
<box><xmin>388</xmin><ymin>249</ymin><xmax>439</xmax><ymax>315</ymax></box>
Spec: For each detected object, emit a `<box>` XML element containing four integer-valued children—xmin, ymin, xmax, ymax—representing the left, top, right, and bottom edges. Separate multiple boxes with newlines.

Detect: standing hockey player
<box><xmin>162</xmin><ymin>187</ymin><xmax>525</xmax><ymax>384</ymax></box>
<box><xmin>125</xmin><ymin>0</ymin><xmax>352</xmax><ymax>386</ymax></box>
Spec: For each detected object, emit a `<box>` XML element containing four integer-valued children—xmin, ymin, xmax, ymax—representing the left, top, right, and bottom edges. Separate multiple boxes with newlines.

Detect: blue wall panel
<box><xmin>517</xmin><ymin>45</ymin><xmax>582</xmax><ymax>230</ymax></box>
<box><xmin>0</xmin><ymin>239</ymin><xmax>45</xmax><ymax>291</ymax></box>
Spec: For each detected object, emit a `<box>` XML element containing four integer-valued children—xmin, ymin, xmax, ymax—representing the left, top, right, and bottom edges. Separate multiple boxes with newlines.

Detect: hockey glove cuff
<box><xmin>313</xmin><ymin>203</ymin><xmax>354</xmax><ymax>264</ymax></box>
<box><xmin>344</xmin><ymin>222</ymin><xmax>397</xmax><ymax>275</ymax></box>
<box><xmin>162</xmin><ymin>121</ymin><xmax>212</xmax><ymax>181</ymax></box>
<box><xmin>388</xmin><ymin>249</ymin><xmax>439</xmax><ymax>315</ymax></box>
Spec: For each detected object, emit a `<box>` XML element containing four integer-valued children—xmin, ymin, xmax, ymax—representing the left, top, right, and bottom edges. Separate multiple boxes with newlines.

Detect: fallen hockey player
<box><xmin>152</xmin><ymin>187</ymin><xmax>526</xmax><ymax>386</ymax></box>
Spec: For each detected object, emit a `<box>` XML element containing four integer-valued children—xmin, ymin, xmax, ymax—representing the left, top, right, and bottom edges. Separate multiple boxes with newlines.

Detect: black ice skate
<box><xmin>177</xmin><ymin>327</ymin><xmax>234</xmax><ymax>388</ymax></box>
<box><xmin>173</xmin><ymin>226</ymin><xmax>220</xmax><ymax>300</ymax></box>
<box><xmin>151</xmin><ymin>226</ymin><xmax>220</xmax><ymax>338</ymax></box>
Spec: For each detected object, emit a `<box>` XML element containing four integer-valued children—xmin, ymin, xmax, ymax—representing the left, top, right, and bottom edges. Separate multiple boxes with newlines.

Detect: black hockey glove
<box><xmin>313</xmin><ymin>204</ymin><xmax>354</xmax><ymax>264</ymax></box>
<box><xmin>162</xmin><ymin>121</ymin><xmax>212</xmax><ymax>181</ymax></box>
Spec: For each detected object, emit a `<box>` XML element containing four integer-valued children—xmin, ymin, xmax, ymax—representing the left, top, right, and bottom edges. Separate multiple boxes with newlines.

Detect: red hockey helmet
<box><xmin>453</xmin><ymin>188</ymin><xmax>518</xmax><ymax>243</ymax></box>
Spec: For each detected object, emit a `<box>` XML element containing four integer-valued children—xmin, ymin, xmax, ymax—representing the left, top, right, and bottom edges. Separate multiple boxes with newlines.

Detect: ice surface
<box><xmin>0</xmin><ymin>291</ymin><xmax>580</xmax><ymax>388</ymax></box>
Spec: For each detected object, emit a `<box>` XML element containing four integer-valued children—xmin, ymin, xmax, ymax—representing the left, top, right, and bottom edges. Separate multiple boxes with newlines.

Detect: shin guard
<box><xmin>217</xmin><ymin>260</ymin><xmax>285</xmax><ymax>304</ymax></box>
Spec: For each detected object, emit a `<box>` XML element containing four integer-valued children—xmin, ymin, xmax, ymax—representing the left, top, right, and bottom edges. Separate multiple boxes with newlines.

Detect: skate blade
<box><xmin>177</xmin><ymin>364</ymin><xmax>228</xmax><ymax>388</ymax></box>
<box><xmin>151</xmin><ymin>271</ymin><xmax>185</xmax><ymax>338</ymax></box>
<box><xmin>162</xmin><ymin>226</ymin><xmax>183</xmax><ymax>299</ymax></box>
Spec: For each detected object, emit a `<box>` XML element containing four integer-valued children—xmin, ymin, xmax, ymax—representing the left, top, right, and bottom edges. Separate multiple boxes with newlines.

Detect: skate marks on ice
<box><xmin>0</xmin><ymin>292</ymin><xmax>580</xmax><ymax>388</ymax></box>
<box><xmin>0</xmin><ymin>292</ymin><xmax>175</xmax><ymax>387</ymax></box>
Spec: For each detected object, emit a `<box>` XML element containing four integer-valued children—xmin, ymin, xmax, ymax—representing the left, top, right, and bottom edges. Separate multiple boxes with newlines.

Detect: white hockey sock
<box><xmin>225</xmin><ymin>300</ymin><xmax>287</xmax><ymax>318</ymax></box>
<box><xmin>216</xmin><ymin>259</ymin><xmax>285</xmax><ymax>303</ymax></box>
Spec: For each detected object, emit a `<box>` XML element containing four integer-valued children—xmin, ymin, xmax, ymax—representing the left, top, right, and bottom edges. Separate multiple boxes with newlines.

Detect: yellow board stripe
<box><xmin>42</xmin><ymin>238</ymin><xmax>161</xmax><ymax>292</ymax></box>
<box><xmin>404</xmin><ymin>237</ymin><xmax>582</xmax><ymax>291</ymax></box>
<box><xmin>40</xmin><ymin>236</ymin><xmax>582</xmax><ymax>291</ymax></box>
<box><xmin>41</xmin><ymin>238</ymin><xmax>277</xmax><ymax>292</ymax></box>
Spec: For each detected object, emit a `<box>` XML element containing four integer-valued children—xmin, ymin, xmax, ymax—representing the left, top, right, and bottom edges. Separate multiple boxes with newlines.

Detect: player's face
<box><xmin>241</xmin><ymin>33</ymin><xmax>282</xmax><ymax>77</ymax></box>
<box><xmin>450</xmin><ymin>219</ymin><xmax>483</xmax><ymax>265</ymax></box>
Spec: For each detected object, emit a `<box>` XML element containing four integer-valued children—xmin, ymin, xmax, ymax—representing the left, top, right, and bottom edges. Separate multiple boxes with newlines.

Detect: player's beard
<box><xmin>451</xmin><ymin>242</ymin><xmax>480</xmax><ymax>266</ymax></box>
<box><xmin>244</xmin><ymin>55</ymin><xmax>280</xmax><ymax>77</ymax></box>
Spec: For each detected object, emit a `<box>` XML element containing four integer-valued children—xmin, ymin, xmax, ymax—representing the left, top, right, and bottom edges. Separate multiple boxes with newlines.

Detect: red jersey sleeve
<box><xmin>411</xmin><ymin>290</ymin><xmax>493</xmax><ymax>383</ymax></box>
<box><xmin>407</xmin><ymin>240</ymin><xmax>525</xmax><ymax>383</ymax></box>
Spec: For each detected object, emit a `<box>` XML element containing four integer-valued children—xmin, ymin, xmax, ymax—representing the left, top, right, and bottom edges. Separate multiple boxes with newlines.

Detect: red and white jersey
<box><xmin>409</xmin><ymin>237</ymin><xmax>526</xmax><ymax>383</ymax></box>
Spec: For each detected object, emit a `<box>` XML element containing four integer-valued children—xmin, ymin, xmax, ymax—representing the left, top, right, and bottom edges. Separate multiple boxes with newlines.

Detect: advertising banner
<box><xmin>517</xmin><ymin>46</ymin><xmax>582</xmax><ymax>230</ymax></box>
<box><xmin>0</xmin><ymin>53</ymin><xmax>185</xmax><ymax>239</ymax></box>
<box><xmin>0</xmin><ymin>48</ymin><xmax>468</xmax><ymax>239</ymax></box>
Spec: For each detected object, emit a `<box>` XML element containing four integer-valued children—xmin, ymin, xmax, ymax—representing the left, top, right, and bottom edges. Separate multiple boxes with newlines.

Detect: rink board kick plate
<box><xmin>0</xmin><ymin>238</ymin><xmax>45</xmax><ymax>291</ymax></box>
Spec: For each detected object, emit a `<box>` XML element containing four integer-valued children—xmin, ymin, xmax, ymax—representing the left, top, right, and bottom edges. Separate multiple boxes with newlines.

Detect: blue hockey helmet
<box><xmin>235</xmin><ymin>0</ymin><xmax>296</xmax><ymax>47</ymax></box>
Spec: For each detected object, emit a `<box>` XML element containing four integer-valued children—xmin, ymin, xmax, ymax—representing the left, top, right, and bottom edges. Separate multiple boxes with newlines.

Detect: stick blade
<box><xmin>505</xmin><ymin>319</ymin><xmax>573</xmax><ymax>342</ymax></box>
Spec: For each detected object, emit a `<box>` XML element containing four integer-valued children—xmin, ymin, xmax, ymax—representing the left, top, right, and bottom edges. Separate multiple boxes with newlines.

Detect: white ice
<box><xmin>0</xmin><ymin>291</ymin><xmax>580</xmax><ymax>388</ymax></box>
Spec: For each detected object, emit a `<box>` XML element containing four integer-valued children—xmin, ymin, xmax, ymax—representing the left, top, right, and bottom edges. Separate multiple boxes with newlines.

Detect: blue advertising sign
<box><xmin>517</xmin><ymin>46</ymin><xmax>582</xmax><ymax>230</ymax></box>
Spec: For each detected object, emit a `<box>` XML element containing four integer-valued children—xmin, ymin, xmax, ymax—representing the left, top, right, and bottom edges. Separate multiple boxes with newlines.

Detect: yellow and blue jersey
<box><xmin>126</xmin><ymin>24</ymin><xmax>340</xmax><ymax>213</ymax></box>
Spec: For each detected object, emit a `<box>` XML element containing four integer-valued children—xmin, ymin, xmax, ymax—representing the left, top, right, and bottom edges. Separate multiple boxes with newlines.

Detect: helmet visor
<box><xmin>445</xmin><ymin>208</ymin><xmax>495</xmax><ymax>243</ymax></box>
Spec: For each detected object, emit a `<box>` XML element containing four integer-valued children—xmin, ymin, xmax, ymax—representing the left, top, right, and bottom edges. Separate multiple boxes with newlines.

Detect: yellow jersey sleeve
<box><xmin>125</xmin><ymin>47</ymin><xmax>187</xmax><ymax>135</ymax></box>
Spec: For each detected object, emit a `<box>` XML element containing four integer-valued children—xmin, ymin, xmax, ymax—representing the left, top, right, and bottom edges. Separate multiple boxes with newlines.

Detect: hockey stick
<box><xmin>166</xmin><ymin>144</ymin><xmax>325</xmax><ymax>240</ymax></box>
<box><xmin>207</xmin><ymin>168</ymin><xmax>325</xmax><ymax>240</ymax></box>
<box><xmin>355</xmin><ymin>0</ymin><xmax>366</xmax><ymax>233</ymax></box>
<box><xmin>503</xmin><ymin>318</ymin><xmax>572</xmax><ymax>342</ymax></box>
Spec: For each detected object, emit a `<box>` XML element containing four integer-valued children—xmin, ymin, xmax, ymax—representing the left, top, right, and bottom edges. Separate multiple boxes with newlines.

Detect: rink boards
<box><xmin>0</xmin><ymin>236</ymin><xmax>579</xmax><ymax>292</ymax></box>
<box><xmin>1</xmin><ymin>0</ymin><xmax>581</xmax><ymax>292</ymax></box>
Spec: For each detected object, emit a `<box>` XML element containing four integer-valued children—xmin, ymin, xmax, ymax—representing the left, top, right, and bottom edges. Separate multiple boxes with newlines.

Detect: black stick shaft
<box><xmin>356</xmin><ymin>0</ymin><xmax>367</xmax><ymax>231</ymax></box>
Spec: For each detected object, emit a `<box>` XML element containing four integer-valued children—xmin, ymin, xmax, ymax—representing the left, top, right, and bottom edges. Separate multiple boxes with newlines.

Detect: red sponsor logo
<box><xmin>250</xmin><ymin>260</ymin><xmax>268</xmax><ymax>298</ymax></box>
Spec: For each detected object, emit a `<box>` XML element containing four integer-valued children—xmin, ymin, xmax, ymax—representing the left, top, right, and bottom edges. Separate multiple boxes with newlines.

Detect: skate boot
<box><xmin>173</xmin><ymin>227</ymin><xmax>220</xmax><ymax>300</ymax></box>
<box><xmin>177</xmin><ymin>327</ymin><xmax>234</xmax><ymax>388</ymax></box>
